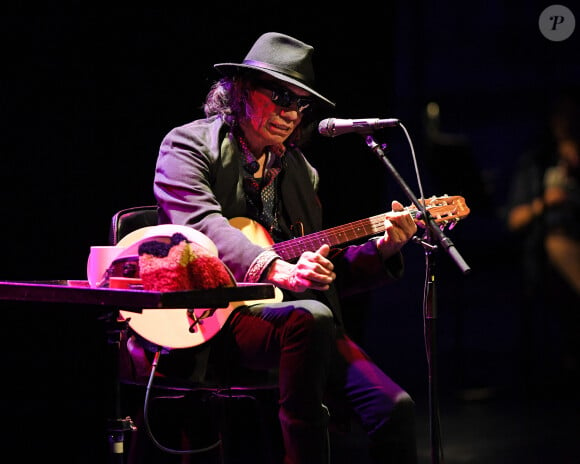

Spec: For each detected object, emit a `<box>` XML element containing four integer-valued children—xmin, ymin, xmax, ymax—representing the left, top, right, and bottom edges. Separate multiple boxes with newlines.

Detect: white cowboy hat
<box><xmin>87</xmin><ymin>224</ymin><xmax>219</xmax><ymax>288</ymax></box>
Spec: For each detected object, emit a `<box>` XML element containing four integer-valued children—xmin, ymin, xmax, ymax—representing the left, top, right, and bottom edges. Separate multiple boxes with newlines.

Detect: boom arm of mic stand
<box><xmin>363</xmin><ymin>134</ymin><xmax>471</xmax><ymax>275</ymax></box>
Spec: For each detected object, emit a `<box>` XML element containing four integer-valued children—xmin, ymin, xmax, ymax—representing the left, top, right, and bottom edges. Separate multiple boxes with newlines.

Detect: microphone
<box><xmin>318</xmin><ymin>118</ymin><xmax>400</xmax><ymax>137</ymax></box>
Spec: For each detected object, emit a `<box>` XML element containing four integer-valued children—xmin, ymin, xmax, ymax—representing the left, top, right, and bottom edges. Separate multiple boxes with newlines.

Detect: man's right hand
<box><xmin>265</xmin><ymin>244</ymin><xmax>335</xmax><ymax>292</ymax></box>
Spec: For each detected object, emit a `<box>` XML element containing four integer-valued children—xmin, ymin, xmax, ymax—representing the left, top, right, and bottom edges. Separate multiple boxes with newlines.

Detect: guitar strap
<box><xmin>290</xmin><ymin>221</ymin><xmax>304</xmax><ymax>238</ymax></box>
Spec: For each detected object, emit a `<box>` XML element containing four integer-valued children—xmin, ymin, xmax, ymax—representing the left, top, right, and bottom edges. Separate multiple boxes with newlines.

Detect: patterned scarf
<box><xmin>238</xmin><ymin>135</ymin><xmax>285</xmax><ymax>232</ymax></box>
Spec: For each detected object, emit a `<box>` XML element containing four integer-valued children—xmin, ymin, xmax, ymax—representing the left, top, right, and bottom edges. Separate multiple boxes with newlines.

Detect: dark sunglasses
<box><xmin>255</xmin><ymin>80</ymin><xmax>314</xmax><ymax>113</ymax></box>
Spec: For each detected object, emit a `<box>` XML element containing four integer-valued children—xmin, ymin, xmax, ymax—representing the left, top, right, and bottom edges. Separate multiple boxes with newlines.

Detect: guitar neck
<box><xmin>270</xmin><ymin>212</ymin><xmax>395</xmax><ymax>261</ymax></box>
<box><xmin>260</xmin><ymin>195</ymin><xmax>468</xmax><ymax>261</ymax></box>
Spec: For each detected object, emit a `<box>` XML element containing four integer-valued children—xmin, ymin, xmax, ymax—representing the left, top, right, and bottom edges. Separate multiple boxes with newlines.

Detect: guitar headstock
<box><xmin>407</xmin><ymin>195</ymin><xmax>470</xmax><ymax>229</ymax></box>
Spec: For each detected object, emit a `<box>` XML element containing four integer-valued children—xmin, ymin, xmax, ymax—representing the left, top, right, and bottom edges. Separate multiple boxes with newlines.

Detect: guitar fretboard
<box><xmin>269</xmin><ymin>211</ymin><xmax>419</xmax><ymax>261</ymax></box>
<box><xmin>256</xmin><ymin>195</ymin><xmax>468</xmax><ymax>261</ymax></box>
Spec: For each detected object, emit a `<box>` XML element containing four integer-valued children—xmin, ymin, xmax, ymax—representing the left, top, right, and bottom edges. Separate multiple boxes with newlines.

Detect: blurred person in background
<box><xmin>505</xmin><ymin>87</ymin><xmax>580</xmax><ymax>384</ymax></box>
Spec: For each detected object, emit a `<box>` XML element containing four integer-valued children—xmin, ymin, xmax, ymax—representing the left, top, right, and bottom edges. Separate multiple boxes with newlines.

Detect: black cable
<box><xmin>142</xmin><ymin>349</ymin><xmax>222</xmax><ymax>455</ymax></box>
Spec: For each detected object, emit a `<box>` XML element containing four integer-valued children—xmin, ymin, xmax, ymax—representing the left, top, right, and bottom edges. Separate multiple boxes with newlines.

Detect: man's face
<box><xmin>240</xmin><ymin>76</ymin><xmax>312</xmax><ymax>149</ymax></box>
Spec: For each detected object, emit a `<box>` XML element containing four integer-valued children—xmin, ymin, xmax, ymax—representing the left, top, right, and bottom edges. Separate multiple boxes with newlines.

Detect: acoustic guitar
<box><xmin>120</xmin><ymin>195</ymin><xmax>469</xmax><ymax>349</ymax></box>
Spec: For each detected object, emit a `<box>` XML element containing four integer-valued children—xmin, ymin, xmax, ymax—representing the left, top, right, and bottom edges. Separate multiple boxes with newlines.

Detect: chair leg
<box><xmin>125</xmin><ymin>390</ymin><xmax>224</xmax><ymax>464</ymax></box>
<box><xmin>122</xmin><ymin>383</ymin><xmax>284</xmax><ymax>464</ymax></box>
<box><xmin>209</xmin><ymin>389</ymin><xmax>283</xmax><ymax>464</ymax></box>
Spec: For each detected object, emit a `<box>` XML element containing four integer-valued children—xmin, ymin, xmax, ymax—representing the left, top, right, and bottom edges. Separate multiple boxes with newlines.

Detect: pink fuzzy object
<box><xmin>138</xmin><ymin>235</ymin><xmax>234</xmax><ymax>292</ymax></box>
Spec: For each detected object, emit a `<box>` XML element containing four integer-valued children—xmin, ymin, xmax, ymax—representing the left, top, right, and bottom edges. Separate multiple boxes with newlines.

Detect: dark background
<box><xmin>1</xmin><ymin>1</ymin><xmax>579</xmax><ymax>462</ymax></box>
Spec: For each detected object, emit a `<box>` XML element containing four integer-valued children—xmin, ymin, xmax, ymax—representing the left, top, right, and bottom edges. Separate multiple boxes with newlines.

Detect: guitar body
<box><xmin>119</xmin><ymin>306</ymin><xmax>235</xmax><ymax>350</ymax></box>
<box><xmin>229</xmin><ymin>216</ymin><xmax>275</xmax><ymax>248</ymax></box>
<box><xmin>119</xmin><ymin>195</ymin><xmax>469</xmax><ymax>349</ymax></box>
<box><xmin>119</xmin><ymin>218</ymin><xmax>282</xmax><ymax>350</ymax></box>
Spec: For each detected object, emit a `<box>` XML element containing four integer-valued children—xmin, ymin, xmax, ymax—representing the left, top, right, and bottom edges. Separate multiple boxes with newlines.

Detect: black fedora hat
<box><xmin>214</xmin><ymin>32</ymin><xmax>335</xmax><ymax>108</ymax></box>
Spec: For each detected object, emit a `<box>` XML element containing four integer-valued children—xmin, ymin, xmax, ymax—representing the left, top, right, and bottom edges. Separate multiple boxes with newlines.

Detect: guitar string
<box><xmin>268</xmin><ymin>199</ymin><xmax>464</xmax><ymax>260</ymax></box>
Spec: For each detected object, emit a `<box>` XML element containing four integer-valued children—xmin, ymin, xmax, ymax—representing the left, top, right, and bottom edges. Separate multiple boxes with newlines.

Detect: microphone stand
<box><xmin>362</xmin><ymin>134</ymin><xmax>471</xmax><ymax>464</ymax></box>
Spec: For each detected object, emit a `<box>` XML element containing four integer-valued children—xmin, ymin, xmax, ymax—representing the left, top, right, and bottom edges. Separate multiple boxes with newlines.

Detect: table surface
<box><xmin>0</xmin><ymin>280</ymin><xmax>276</xmax><ymax>312</ymax></box>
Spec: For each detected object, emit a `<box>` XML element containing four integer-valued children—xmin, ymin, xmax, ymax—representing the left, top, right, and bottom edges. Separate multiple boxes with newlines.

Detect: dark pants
<box><xmin>228</xmin><ymin>300</ymin><xmax>418</xmax><ymax>464</ymax></box>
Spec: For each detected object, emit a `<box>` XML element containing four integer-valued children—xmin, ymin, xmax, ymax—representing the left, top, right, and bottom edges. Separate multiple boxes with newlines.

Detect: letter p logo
<box><xmin>539</xmin><ymin>5</ymin><xmax>575</xmax><ymax>41</ymax></box>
